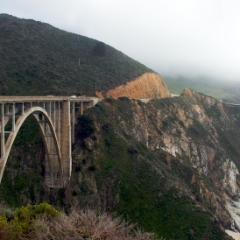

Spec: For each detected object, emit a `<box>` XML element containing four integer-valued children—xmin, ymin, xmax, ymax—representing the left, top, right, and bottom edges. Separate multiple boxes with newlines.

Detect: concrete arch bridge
<box><xmin>0</xmin><ymin>96</ymin><xmax>99</xmax><ymax>188</ymax></box>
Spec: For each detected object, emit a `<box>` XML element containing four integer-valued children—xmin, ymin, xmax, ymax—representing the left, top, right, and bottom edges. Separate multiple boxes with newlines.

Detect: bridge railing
<box><xmin>0</xmin><ymin>96</ymin><xmax>98</xmax><ymax>103</ymax></box>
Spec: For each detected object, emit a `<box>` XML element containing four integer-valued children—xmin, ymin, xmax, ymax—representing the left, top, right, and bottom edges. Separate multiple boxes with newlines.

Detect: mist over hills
<box><xmin>0</xmin><ymin>14</ymin><xmax>155</xmax><ymax>96</ymax></box>
<box><xmin>164</xmin><ymin>75</ymin><xmax>240</xmax><ymax>103</ymax></box>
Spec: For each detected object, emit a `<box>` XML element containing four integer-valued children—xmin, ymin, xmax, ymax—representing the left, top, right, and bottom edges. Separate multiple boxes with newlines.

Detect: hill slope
<box><xmin>0</xmin><ymin>14</ymin><xmax>170</xmax><ymax>98</ymax></box>
<box><xmin>1</xmin><ymin>90</ymin><xmax>239</xmax><ymax>239</ymax></box>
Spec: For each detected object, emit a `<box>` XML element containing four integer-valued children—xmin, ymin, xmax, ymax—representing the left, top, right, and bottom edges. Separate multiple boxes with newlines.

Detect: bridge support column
<box><xmin>48</xmin><ymin>102</ymin><xmax>51</xmax><ymax>158</ymax></box>
<box><xmin>71</xmin><ymin>102</ymin><xmax>75</xmax><ymax>144</ymax></box>
<box><xmin>53</xmin><ymin>102</ymin><xmax>56</xmax><ymax>132</ymax></box>
<box><xmin>81</xmin><ymin>101</ymin><xmax>83</xmax><ymax>115</ymax></box>
<box><xmin>6</xmin><ymin>104</ymin><xmax>9</xmax><ymax>115</ymax></box>
<box><xmin>12</xmin><ymin>103</ymin><xmax>15</xmax><ymax>132</ymax></box>
<box><xmin>1</xmin><ymin>103</ymin><xmax>5</xmax><ymax>159</ymax></box>
<box><xmin>21</xmin><ymin>103</ymin><xmax>24</xmax><ymax>115</ymax></box>
<box><xmin>61</xmin><ymin>100</ymin><xmax>71</xmax><ymax>186</ymax></box>
<box><xmin>58</xmin><ymin>102</ymin><xmax>61</xmax><ymax>150</ymax></box>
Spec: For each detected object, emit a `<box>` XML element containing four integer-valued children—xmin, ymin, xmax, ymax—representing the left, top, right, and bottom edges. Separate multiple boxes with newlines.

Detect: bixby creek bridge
<box><xmin>0</xmin><ymin>96</ymin><xmax>99</xmax><ymax>188</ymax></box>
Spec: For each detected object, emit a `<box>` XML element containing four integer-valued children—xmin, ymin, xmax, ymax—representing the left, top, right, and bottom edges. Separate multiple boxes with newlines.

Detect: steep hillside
<box><xmin>0</xmin><ymin>14</ymin><xmax>170</xmax><ymax>98</ymax></box>
<box><xmin>2</xmin><ymin>89</ymin><xmax>240</xmax><ymax>239</ymax></box>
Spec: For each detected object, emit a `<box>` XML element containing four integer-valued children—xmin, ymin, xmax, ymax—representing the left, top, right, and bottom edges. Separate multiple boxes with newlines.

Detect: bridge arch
<box><xmin>0</xmin><ymin>96</ymin><xmax>98</xmax><ymax>188</ymax></box>
<box><xmin>0</xmin><ymin>106</ymin><xmax>64</xmax><ymax>187</ymax></box>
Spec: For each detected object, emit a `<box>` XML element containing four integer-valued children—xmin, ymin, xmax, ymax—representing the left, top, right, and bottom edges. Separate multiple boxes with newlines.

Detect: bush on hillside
<box><xmin>0</xmin><ymin>203</ymin><xmax>161</xmax><ymax>240</ymax></box>
<box><xmin>93</xmin><ymin>41</ymin><xmax>106</xmax><ymax>57</ymax></box>
<box><xmin>75</xmin><ymin>115</ymin><xmax>95</xmax><ymax>139</ymax></box>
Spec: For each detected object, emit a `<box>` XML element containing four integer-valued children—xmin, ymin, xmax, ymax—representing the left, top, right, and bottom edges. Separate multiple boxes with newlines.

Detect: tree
<box><xmin>75</xmin><ymin>115</ymin><xmax>95</xmax><ymax>139</ymax></box>
<box><xmin>93</xmin><ymin>41</ymin><xmax>105</xmax><ymax>57</ymax></box>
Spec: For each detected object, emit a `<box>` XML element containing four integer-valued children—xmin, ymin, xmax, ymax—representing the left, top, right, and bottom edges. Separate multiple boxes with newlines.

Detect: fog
<box><xmin>1</xmin><ymin>0</ymin><xmax>240</xmax><ymax>82</ymax></box>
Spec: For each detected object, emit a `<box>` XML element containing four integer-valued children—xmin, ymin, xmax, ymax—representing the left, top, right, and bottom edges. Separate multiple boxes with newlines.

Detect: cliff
<box><xmin>96</xmin><ymin>72</ymin><xmax>170</xmax><ymax>99</ymax></box>
<box><xmin>1</xmin><ymin>89</ymin><xmax>239</xmax><ymax>239</ymax></box>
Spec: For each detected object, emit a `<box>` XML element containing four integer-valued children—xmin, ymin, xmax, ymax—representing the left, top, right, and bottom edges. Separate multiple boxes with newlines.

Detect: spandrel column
<box><xmin>12</xmin><ymin>103</ymin><xmax>15</xmax><ymax>132</ymax></box>
<box><xmin>71</xmin><ymin>101</ymin><xmax>75</xmax><ymax>144</ymax></box>
<box><xmin>1</xmin><ymin>103</ymin><xmax>5</xmax><ymax>159</ymax></box>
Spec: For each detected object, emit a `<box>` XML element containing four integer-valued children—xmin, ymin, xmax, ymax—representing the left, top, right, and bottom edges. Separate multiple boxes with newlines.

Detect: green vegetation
<box><xmin>0</xmin><ymin>116</ymin><xmax>44</xmax><ymax>207</ymax></box>
<box><xmin>0</xmin><ymin>93</ymin><xmax>234</xmax><ymax>239</ymax></box>
<box><xmin>93</xmin><ymin>41</ymin><xmax>106</xmax><ymax>57</ymax></box>
<box><xmin>0</xmin><ymin>14</ymin><xmax>153</xmax><ymax>96</ymax></box>
<box><xmin>74</xmin><ymin>100</ymin><xmax>227</xmax><ymax>239</ymax></box>
<box><xmin>0</xmin><ymin>202</ymin><xmax>59</xmax><ymax>239</ymax></box>
<box><xmin>0</xmin><ymin>203</ymin><xmax>161</xmax><ymax>240</ymax></box>
<box><xmin>0</xmin><ymin>15</ymin><xmax>235</xmax><ymax>238</ymax></box>
<box><xmin>75</xmin><ymin>115</ymin><xmax>95</xmax><ymax>139</ymax></box>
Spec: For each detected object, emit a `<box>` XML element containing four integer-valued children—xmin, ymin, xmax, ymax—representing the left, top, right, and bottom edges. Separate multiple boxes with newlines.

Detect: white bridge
<box><xmin>0</xmin><ymin>96</ymin><xmax>99</xmax><ymax>188</ymax></box>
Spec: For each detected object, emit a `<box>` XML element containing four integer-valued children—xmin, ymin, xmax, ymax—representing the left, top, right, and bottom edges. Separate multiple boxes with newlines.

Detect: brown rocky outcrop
<box><xmin>96</xmin><ymin>72</ymin><xmax>170</xmax><ymax>99</ymax></box>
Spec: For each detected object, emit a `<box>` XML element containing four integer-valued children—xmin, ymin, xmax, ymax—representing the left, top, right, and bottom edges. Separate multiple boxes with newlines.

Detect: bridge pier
<box><xmin>61</xmin><ymin>100</ymin><xmax>71</xmax><ymax>186</ymax></box>
<box><xmin>1</xmin><ymin>103</ymin><xmax>5</xmax><ymax>159</ymax></box>
<box><xmin>71</xmin><ymin>102</ymin><xmax>75</xmax><ymax>144</ymax></box>
<box><xmin>12</xmin><ymin>103</ymin><xmax>15</xmax><ymax>132</ymax></box>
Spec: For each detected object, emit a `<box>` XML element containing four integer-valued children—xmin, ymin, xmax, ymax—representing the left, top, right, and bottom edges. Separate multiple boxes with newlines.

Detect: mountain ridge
<box><xmin>0</xmin><ymin>14</ymin><xmax>170</xmax><ymax>98</ymax></box>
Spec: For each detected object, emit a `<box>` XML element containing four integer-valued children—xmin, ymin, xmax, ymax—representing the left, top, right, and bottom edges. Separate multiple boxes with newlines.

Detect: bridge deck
<box><xmin>0</xmin><ymin>96</ymin><xmax>98</xmax><ymax>102</ymax></box>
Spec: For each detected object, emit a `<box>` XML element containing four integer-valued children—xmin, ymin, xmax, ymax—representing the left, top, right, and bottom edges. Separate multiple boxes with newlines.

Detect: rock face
<box><xmin>96</xmin><ymin>72</ymin><xmax>170</xmax><ymax>99</ymax></box>
<box><xmin>1</xmin><ymin>87</ymin><xmax>239</xmax><ymax>239</ymax></box>
<box><xmin>94</xmin><ymin>88</ymin><xmax>240</xmax><ymax>232</ymax></box>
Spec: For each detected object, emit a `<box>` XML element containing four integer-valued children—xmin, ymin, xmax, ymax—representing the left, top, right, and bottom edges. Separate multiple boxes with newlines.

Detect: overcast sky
<box><xmin>1</xmin><ymin>0</ymin><xmax>240</xmax><ymax>82</ymax></box>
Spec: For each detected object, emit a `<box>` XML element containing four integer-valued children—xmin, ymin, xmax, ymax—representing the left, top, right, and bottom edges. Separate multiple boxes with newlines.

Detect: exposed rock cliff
<box><xmin>86</xmin><ymin>88</ymin><xmax>240</xmax><ymax>235</ymax></box>
<box><xmin>1</xmin><ymin>88</ymin><xmax>239</xmax><ymax>239</ymax></box>
<box><xmin>121</xmin><ymin>88</ymin><xmax>240</xmax><ymax>232</ymax></box>
<box><xmin>96</xmin><ymin>72</ymin><xmax>170</xmax><ymax>99</ymax></box>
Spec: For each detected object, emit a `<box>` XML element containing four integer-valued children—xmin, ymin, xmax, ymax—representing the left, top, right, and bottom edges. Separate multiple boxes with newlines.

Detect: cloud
<box><xmin>1</xmin><ymin>0</ymin><xmax>240</xmax><ymax>81</ymax></box>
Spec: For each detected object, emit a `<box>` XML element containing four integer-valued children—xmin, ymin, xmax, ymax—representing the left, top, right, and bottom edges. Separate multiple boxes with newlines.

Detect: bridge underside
<box><xmin>0</xmin><ymin>96</ymin><xmax>97</xmax><ymax>188</ymax></box>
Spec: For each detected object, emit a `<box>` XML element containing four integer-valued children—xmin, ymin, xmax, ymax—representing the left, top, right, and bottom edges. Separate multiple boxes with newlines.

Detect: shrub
<box><xmin>32</xmin><ymin>202</ymin><xmax>59</xmax><ymax>217</ymax></box>
<box><xmin>12</xmin><ymin>203</ymin><xmax>59</xmax><ymax>233</ymax></box>
<box><xmin>127</xmin><ymin>146</ymin><xmax>138</xmax><ymax>155</ymax></box>
<box><xmin>75</xmin><ymin>115</ymin><xmax>95</xmax><ymax>139</ymax></box>
<box><xmin>93</xmin><ymin>41</ymin><xmax>106</xmax><ymax>57</ymax></box>
<box><xmin>0</xmin><ymin>203</ymin><xmax>162</xmax><ymax>239</ymax></box>
<box><xmin>0</xmin><ymin>216</ymin><xmax>15</xmax><ymax>240</ymax></box>
<box><xmin>88</xmin><ymin>165</ymin><xmax>96</xmax><ymax>172</ymax></box>
<box><xmin>80</xmin><ymin>182</ymin><xmax>88</xmax><ymax>193</ymax></box>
